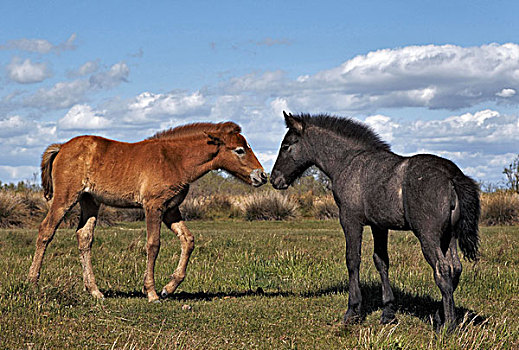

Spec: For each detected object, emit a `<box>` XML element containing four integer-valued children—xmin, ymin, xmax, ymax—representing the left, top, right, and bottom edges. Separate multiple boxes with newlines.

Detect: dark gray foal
<box><xmin>271</xmin><ymin>112</ymin><xmax>480</xmax><ymax>330</ymax></box>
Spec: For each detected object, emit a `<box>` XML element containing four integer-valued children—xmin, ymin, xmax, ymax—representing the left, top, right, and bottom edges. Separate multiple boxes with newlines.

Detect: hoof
<box><xmin>161</xmin><ymin>289</ymin><xmax>169</xmax><ymax>298</ymax></box>
<box><xmin>151</xmin><ymin>299</ymin><xmax>161</xmax><ymax>304</ymax></box>
<box><xmin>91</xmin><ymin>290</ymin><xmax>105</xmax><ymax>300</ymax></box>
<box><xmin>381</xmin><ymin>314</ymin><xmax>398</xmax><ymax>325</ymax></box>
<box><xmin>381</xmin><ymin>305</ymin><xmax>397</xmax><ymax>325</ymax></box>
<box><xmin>343</xmin><ymin>309</ymin><xmax>362</xmax><ymax>325</ymax></box>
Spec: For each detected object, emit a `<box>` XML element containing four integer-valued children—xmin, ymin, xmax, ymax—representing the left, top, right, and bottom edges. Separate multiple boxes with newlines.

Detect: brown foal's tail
<box><xmin>41</xmin><ymin>143</ymin><xmax>62</xmax><ymax>200</ymax></box>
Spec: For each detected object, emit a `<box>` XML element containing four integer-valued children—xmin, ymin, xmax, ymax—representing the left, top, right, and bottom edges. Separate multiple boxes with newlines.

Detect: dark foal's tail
<box><xmin>452</xmin><ymin>175</ymin><xmax>481</xmax><ymax>261</ymax></box>
<box><xmin>41</xmin><ymin>143</ymin><xmax>62</xmax><ymax>201</ymax></box>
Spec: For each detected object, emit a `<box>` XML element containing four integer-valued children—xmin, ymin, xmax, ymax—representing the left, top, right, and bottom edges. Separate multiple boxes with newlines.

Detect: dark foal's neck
<box><xmin>304</xmin><ymin>126</ymin><xmax>387</xmax><ymax>182</ymax></box>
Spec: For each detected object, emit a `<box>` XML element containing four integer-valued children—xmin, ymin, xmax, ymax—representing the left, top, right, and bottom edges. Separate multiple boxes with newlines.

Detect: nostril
<box><xmin>260</xmin><ymin>171</ymin><xmax>267</xmax><ymax>181</ymax></box>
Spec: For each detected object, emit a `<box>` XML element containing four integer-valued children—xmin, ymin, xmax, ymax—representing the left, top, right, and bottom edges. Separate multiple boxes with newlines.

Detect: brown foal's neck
<box><xmin>158</xmin><ymin>135</ymin><xmax>221</xmax><ymax>183</ymax></box>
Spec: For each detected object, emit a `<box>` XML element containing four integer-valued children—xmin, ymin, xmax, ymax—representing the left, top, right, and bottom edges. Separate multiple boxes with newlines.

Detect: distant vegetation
<box><xmin>1</xmin><ymin>163</ymin><xmax>519</xmax><ymax>229</ymax></box>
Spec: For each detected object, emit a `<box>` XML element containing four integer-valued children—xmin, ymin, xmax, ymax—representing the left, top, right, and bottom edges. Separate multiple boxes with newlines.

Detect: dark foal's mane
<box><xmin>148</xmin><ymin>122</ymin><xmax>242</xmax><ymax>140</ymax></box>
<box><xmin>299</xmin><ymin>114</ymin><xmax>391</xmax><ymax>152</ymax></box>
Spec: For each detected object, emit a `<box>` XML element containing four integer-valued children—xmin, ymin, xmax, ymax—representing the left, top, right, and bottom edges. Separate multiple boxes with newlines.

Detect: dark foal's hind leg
<box><xmin>446</xmin><ymin>236</ymin><xmax>462</xmax><ymax>292</ymax></box>
<box><xmin>76</xmin><ymin>194</ymin><xmax>103</xmax><ymax>299</ymax></box>
<box><xmin>340</xmin><ymin>215</ymin><xmax>364</xmax><ymax>324</ymax></box>
<box><xmin>371</xmin><ymin>226</ymin><xmax>397</xmax><ymax>324</ymax></box>
<box><xmin>417</xmin><ymin>231</ymin><xmax>458</xmax><ymax>331</ymax></box>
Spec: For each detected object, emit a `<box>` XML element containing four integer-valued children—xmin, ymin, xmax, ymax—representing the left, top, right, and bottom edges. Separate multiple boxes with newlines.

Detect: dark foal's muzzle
<box><xmin>270</xmin><ymin>171</ymin><xmax>289</xmax><ymax>190</ymax></box>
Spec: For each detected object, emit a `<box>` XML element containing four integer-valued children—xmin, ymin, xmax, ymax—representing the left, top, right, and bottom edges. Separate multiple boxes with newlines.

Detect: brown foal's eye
<box><xmin>233</xmin><ymin>147</ymin><xmax>246</xmax><ymax>156</ymax></box>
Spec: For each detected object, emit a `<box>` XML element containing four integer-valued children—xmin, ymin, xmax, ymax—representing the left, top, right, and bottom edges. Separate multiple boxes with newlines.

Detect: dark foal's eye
<box><xmin>281</xmin><ymin>144</ymin><xmax>290</xmax><ymax>151</ymax></box>
<box><xmin>233</xmin><ymin>147</ymin><xmax>246</xmax><ymax>156</ymax></box>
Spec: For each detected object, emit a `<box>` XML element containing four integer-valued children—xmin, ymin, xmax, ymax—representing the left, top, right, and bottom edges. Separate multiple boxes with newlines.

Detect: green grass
<box><xmin>1</xmin><ymin>221</ymin><xmax>518</xmax><ymax>349</ymax></box>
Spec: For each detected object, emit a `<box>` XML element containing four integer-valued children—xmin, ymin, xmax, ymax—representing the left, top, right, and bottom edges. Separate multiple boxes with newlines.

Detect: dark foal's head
<box><xmin>271</xmin><ymin>112</ymin><xmax>313</xmax><ymax>190</ymax></box>
<box><xmin>207</xmin><ymin>122</ymin><xmax>267</xmax><ymax>187</ymax></box>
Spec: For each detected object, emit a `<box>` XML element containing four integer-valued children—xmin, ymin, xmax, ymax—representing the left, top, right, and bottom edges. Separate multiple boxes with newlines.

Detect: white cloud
<box><xmin>364</xmin><ymin>115</ymin><xmax>399</xmax><ymax>142</ymax></box>
<box><xmin>0</xmin><ymin>165</ymin><xmax>39</xmax><ymax>183</ymax></box>
<box><xmin>255</xmin><ymin>151</ymin><xmax>279</xmax><ymax>172</ymax></box>
<box><xmin>0</xmin><ymin>34</ymin><xmax>77</xmax><ymax>54</ymax></box>
<box><xmin>0</xmin><ymin>118</ymin><xmax>57</xmax><ymax>178</ymax></box>
<box><xmin>123</xmin><ymin>90</ymin><xmax>206</xmax><ymax>124</ymax></box>
<box><xmin>496</xmin><ymin>88</ymin><xmax>516</xmax><ymax>98</ymax></box>
<box><xmin>25</xmin><ymin>79</ymin><xmax>91</xmax><ymax>110</ymax></box>
<box><xmin>270</xmin><ymin>97</ymin><xmax>289</xmax><ymax>117</ymax></box>
<box><xmin>0</xmin><ymin>115</ymin><xmax>33</xmax><ymax>137</ymax></box>
<box><xmin>255</xmin><ymin>37</ymin><xmax>291</xmax><ymax>47</ymax></box>
<box><xmin>362</xmin><ymin>110</ymin><xmax>519</xmax><ymax>182</ymax></box>
<box><xmin>223</xmin><ymin>43</ymin><xmax>519</xmax><ymax>112</ymax></box>
<box><xmin>2</xmin><ymin>42</ymin><xmax>519</xmax><ymax>185</ymax></box>
<box><xmin>58</xmin><ymin>104</ymin><xmax>111</xmax><ymax>130</ymax></box>
<box><xmin>69</xmin><ymin>60</ymin><xmax>99</xmax><ymax>77</ymax></box>
<box><xmin>23</xmin><ymin>61</ymin><xmax>130</xmax><ymax>111</ymax></box>
<box><xmin>89</xmin><ymin>62</ymin><xmax>129</xmax><ymax>89</ymax></box>
<box><xmin>6</xmin><ymin>57</ymin><xmax>51</xmax><ymax>84</ymax></box>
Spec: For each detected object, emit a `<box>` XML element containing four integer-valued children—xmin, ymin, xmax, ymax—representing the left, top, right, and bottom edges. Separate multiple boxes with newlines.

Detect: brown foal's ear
<box><xmin>219</xmin><ymin>121</ymin><xmax>241</xmax><ymax>134</ymax></box>
<box><xmin>283</xmin><ymin>111</ymin><xmax>303</xmax><ymax>134</ymax></box>
<box><xmin>205</xmin><ymin>132</ymin><xmax>224</xmax><ymax>146</ymax></box>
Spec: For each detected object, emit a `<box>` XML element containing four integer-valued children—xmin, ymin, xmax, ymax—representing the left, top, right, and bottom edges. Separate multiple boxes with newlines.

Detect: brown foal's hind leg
<box><xmin>160</xmin><ymin>207</ymin><xmax>195</xmax><ymax>298</ymax></box>
<box><xmin>28</xmin><ymin>193</ymin><xmax>78</xmax><ymax>285</ymax></box>
<box><xmin>76</xmin><ymin>194</ymin><xmax>103</xmax><ymax>299</ymax></box>
<box><xmin>142</xmin><ymin>205</ymin><xmax>162</xmax><ymax>302</ymax></box>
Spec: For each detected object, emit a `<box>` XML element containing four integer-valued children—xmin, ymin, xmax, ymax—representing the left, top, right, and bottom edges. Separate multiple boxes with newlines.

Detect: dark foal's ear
<box><xmin>283</xmin><ymin>111</ymin><xmax>303</xmax><ymax>134</ymax></box>
<box><xmin>205</xmin><ymin>132</ymin><xmax>223</xmax><ymax>146</ymax></box>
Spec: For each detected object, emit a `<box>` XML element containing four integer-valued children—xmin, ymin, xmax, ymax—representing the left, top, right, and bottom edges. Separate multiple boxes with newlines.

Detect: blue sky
<box><xmin>1</xmin><ymin>0</ymin><xmax>518</xmax><ymax>185</ymax></box>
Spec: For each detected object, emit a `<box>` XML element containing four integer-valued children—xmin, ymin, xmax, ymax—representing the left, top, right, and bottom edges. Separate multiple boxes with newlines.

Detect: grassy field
<box><xmin>1</xmin><ymin>220</ymin><xmax>518</xmax><ymax>349</ymax></box>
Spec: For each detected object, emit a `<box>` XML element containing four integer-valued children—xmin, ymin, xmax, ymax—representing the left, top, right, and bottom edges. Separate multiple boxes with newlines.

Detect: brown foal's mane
<box><xmin>147</xmin><ymin>121</ymin><xmax>241</xmax><ymax>140</ymax></box>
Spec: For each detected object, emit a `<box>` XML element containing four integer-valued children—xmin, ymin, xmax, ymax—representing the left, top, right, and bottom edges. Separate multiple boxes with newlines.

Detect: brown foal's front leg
<box><xmin>143</xmin><ymin>206</ymin><xmax>162</xmax><ymax>302</ymax></box>
<box><xmin>160</xmin><ymin>207</ymin><xmax>195</xmax><ymax>298</ymax></box>
<box><xmin>76</xmin><ymin>195</ymin><xmax>103</xmax><ymax>299</ymax></box>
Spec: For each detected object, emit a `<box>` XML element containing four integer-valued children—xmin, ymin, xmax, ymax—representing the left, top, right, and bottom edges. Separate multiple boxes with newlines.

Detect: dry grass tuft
<box><xmin>480</xmin><ymin>191</ymin><xmax>519</xmax><ymax>226</ymax></box>
<box><xmin>0</xmin><ymin>191</ymin><xmax>30</xmax><ymax>228</ymax></box>
<box><xmin>313</xmin><ymin>195</ymin><xmax>339</xmax><ymax>220</ymax></box>
<box><xmin>241</xmin><ymin>191</ymin><xmax>299</xmax><ymax>221</ymax></box>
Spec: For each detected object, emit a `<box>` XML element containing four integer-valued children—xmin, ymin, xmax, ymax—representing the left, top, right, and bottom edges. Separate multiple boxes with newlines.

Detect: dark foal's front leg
<box><xmin>371</xmin><ymin>226</ymin><xmax>397</xmax><ymax>324</ymax></box>
<box><xmin>340</xmin><ymin>215</ymin><xmax>364</xmax><ymax>324</ymax></box>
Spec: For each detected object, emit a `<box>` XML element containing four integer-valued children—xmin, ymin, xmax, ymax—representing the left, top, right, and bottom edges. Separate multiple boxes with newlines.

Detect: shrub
<box><xmin>480</xmin><ymin>191</ymin><xmax>519</xmax><ymax>226</ymax></box>
<box><xmin>241</xmin><ymin>191</ymin><xmax>299</xmax><ymax>221</ymax></box>
<box><xmin>0</xmin><ymin>191</ymin><xmax>29</xmax><ymax>228</ymax></box>
<box><xmin>295</xmin><ymin>191</ymin><xmax>315</xmax><ymax>217</ymax></box>
<box><xmin>313</xmin><ymin>195</ymin><xmax>339</xmax><ymax>220</ymax></box>
<box><xmin>204</xmin><ymin>194</ymin><xmax>242</xmax><ymax>219</ymax></box>
<box><xmin>111</xmin><ymin>208</ymin><xmax>145</xmax><ymax>222</ymax></box>
<box><xmin>19</xmin><ymin>191</ymin><xmax>47</xmax><ymax>220</ymax></box>
<box><xmin>180</xmin><ymin>197</ymin><xmax>208</xmax><ymax>220</ymax></box>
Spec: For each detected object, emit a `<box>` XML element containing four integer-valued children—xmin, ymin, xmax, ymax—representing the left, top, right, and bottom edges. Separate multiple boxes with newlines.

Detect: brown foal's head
<box><xmin>206</xmin><ymin>123</ymin><xmax>267</xmax><ymax>187</ymax></box>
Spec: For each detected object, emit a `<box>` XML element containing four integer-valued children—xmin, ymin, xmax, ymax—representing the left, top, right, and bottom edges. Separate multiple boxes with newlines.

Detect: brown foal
<box><xmin>28</xmin><ymin>121</ymin><xmax>267</xmax><ymax>302</ymax></box>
